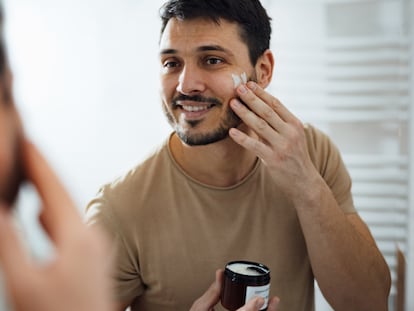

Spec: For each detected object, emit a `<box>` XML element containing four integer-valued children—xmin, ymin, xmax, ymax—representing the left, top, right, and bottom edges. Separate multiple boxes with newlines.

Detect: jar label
<box><xmin>245</xmin><ymin>284</ymin><xmax>270</xmax><ymax>310</ymax></box>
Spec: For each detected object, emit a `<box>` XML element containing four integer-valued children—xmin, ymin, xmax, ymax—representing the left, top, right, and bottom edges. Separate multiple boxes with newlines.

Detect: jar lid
<box><xmin>224</xmin><ymin>260</ymin><xmax>270</xmax><ymax>283</ymax></box>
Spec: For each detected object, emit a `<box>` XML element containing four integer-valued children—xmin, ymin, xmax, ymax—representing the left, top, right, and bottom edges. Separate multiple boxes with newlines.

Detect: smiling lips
<box><xmin>175</xmin><ymin>102</ymin><xmax>216</xmax><ymax>121</ymax></box>
<box><xmin>181</xmin><ymin>104</ymin><xmax>214</xmax><ymax>112</ymax></box>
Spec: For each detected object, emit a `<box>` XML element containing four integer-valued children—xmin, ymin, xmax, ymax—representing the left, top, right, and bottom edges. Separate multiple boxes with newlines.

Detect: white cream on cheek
<box><xmin>232</xmin><ymin>72</ymin><xmax>247</xmax><ymax>89</ymax></box>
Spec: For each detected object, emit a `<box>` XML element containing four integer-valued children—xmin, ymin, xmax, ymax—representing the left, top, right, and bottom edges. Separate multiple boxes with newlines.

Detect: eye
<box><xmin>205</xmin><ymin>57</ymin><xmax>224</xmax><ymax>66</ymax></box>
<box><xmin>162</xmin><ymin>58</ymin><xmax>180</xmax><ymax>70</ymax></box>
<box><xmin>163</xmin><ymin>60</ymin><xmax>180</xmax><ymax>69</ymax></box>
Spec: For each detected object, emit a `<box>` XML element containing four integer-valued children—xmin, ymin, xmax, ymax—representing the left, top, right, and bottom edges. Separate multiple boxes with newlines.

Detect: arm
<box><xmin>229</xmin><ymin>81</ymin><xmax>391</xmax><ymax>311</ymax></box>
<box><xmin>0</xmin><ymin>141</ymin><xmax>114</xmax><ymax>311</ymax></box>
<box><xmin>293</xmin><ymin>175</ymin><xmax>391</xmax><ymax>310</ymax></box>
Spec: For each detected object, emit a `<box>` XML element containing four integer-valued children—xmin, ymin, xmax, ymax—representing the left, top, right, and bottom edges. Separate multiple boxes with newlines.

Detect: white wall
<box><xmin>4</xmin><ymin>0</ymin><xmax>170</xmax><ymax>210</ymax></box>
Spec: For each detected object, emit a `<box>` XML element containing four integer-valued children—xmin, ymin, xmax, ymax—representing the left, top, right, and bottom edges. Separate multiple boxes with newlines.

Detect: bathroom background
<box><xmin>2</xmin><ymin>0</ymin><xmax>413</xmax><ymax>310</ymax></box>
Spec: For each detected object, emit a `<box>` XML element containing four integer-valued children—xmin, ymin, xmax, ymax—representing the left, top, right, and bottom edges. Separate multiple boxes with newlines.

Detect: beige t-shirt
<box><xmin>86</xmin><ymin>125</ymin><xmax>355</xmax><ymax>311</ymax></box>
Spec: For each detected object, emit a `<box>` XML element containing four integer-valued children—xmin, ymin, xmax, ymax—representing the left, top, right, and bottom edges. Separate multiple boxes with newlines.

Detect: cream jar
<box><xmin>221</xmin><ymin>261</ymin><xmax>271</xmax><ymax>311</ymax></box>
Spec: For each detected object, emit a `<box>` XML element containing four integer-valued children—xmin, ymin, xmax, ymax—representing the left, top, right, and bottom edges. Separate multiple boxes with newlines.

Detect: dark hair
<box><xmin>0</xmin><ymin>6</ymin><xmax>6</xmax><ymax>76</ymax></box>
<box><xmin>0</xmin><ymin>5</ymin><xmax>12</xmax><ymax>106</ymax></box>
<box><xmin>159</xmin><ymin>0</ymin><xmax>272</xmax><ymax>66</ymax></box>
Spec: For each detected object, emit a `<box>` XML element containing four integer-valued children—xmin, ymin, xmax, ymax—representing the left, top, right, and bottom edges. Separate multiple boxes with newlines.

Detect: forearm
<box><xmin>294</xmin><ymin>174</ymin><xmax>391</xmax><ymax>311</ymax></box>
<box><xmin>228</xmin><ymin>82</ymin><xmax>391</xmax><ymax>308</ymax></box>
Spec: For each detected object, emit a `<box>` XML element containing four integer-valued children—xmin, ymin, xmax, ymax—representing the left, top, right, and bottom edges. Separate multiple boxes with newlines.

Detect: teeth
<box><xmin>182</xmin><ymin>105</ymin><xmax>210</xmax><ymax>112</ymax></box>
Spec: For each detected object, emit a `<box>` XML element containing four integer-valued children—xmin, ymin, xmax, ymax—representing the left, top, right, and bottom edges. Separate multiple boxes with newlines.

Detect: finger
<box><xmin>229</xmin><ymin>127</ymin><xmax>272</xmax><ymax>161</ymax></box>
<box><xmin>233</xmin><ymin>85</ymin><xmax>284</xmax><ymax>135</ymax></box>
<box><xmin>230</xmin><ymin>99</ymin><xmax>282</xmax><ymax>146</ymax></box>
<box><xmin>236</xmin><ymin>296</ymin><xmax>264</xmax><ymax>311</ymax></box>
<box><xmin>190</xmin><ymin>269</ymin><xmax>223</xmax><ymax>311</ymax></box>
<box><xmin>22</xmin><ymin>140</ymin><xmax>82</xmax><ymax>242</ymax></box>
<box><xmin>267</xmin><ymin>296</ymin><xmax>280</xmax><ymax>311</ymax></box>
<box><xmin>0</xmin><ymin>206</ymin><xmax>32</xmax><ymax>281</ymax></box>
<box><xmin>244</xmin><ymin>82</ymin><xmax>299</xmax><ymax>125</ymax></box>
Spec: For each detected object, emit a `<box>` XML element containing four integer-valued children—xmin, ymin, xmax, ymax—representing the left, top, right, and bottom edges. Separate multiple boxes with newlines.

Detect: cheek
<box><xmin>160</xmin><ymin>76</ymin><xmax>176</xmax><ymax>100</ymax></box>
<box><xmin>210</xmin><ymin>74</ymin><xmax>238</xmax><ymax>101</ymax></box>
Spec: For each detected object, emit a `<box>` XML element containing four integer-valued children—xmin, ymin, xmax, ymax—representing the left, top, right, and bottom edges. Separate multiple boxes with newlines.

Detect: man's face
<box><xmin>159</xmin><ymin>18</ymin><xmax>256</xmax><ymax>146</ymax></box>
<box><xmin>0</xmin><ymin>80</ymin><xmax>24</xmax><ymax>206</ymax></box>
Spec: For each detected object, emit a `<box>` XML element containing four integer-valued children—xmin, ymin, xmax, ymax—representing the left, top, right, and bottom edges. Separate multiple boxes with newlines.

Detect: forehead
<box><xmin>159</xmin><ymin>17</ymin><xmax>247</xmax><ymax>53</ymax></box>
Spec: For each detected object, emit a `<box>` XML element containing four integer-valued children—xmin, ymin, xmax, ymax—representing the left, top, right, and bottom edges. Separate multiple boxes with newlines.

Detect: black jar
<box><xmin>221</xmin><ymin>261</ymin><xmax>271</xmax><ymax>311</ymax></box>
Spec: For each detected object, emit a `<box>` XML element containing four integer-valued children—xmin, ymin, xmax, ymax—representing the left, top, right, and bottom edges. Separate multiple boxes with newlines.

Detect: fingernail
<box><xmin>229</xmin><ymin>128</ymin><xmax>239</xmax><ymax>137</ymax></box>
<box><xmin>231</xmin><ymin>99</ymin><xmax>242</xmax><ymax>108</ymax></box>
<box><xmin>247</xmin><ymin>81</ymin><xmax>257</xmax><ymax>91</ymax></box>
<box><xmin>238</xmin><ymin>84</ymin><xmax>248</xmax><ymax>94</ymax></box>
<box><xmin>276</xmin><ymin>297</ymin><xmax>280</xmax><ymax>305</ymax></box>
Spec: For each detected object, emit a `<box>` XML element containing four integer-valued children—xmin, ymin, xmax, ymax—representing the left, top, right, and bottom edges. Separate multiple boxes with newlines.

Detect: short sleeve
<box><xmin>85</xmin><ymin>186</ymin><xmax>145</xmax><ymax>303</ymax></box>
<box><xmin>305</xmin><ymin>125</ymin><xmax>356</xmax><ymax>214</ymax></box>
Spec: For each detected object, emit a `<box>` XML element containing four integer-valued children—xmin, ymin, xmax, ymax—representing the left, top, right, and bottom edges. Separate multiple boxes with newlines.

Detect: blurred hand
<box><xmin>0</xmin><ymin>140</ymin><xmax>114</xmax><ymax>311</ymax></box>
<box><xmin>190</xmin><ymin>269</ymin><xmax>279</xmax><ymax>311</ymax></box>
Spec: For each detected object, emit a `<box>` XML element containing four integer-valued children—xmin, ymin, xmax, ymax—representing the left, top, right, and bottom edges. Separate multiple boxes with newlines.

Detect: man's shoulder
<box><xmin>107</xmin><ymin>140</ymin><xmax>171</xmax><ymax>192</ymax></box>
<box><xmin>303</xmin><ymin>123</ymin><xmax>345</xmax><ymax>169</ymax></box>
<box><xmin>85</xmin><ymin>139</ymin><xmax>172</xmax><ymax>223</ymax></box>
<box><xmin>304</xmin><ymin>123</ymin><xmax>328</xmax><ymax>141</ymax></box>
<box><xmin>303</xmin><ymin>123</ymin><xmax>337</xmax><ymax>153</ymax></box>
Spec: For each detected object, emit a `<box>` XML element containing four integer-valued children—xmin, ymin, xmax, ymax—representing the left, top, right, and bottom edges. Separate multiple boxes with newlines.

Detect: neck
<box><xmin>170</xmin><ymin>133</ymin><xmax>258</xmax><ymax>187</ymax></box>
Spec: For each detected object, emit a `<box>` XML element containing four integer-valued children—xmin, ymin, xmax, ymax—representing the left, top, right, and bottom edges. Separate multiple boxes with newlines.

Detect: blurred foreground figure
<box><xmin>0</xmin><ymin>6</ymin><xmax>115</xmax><ymax>310</ymax></box>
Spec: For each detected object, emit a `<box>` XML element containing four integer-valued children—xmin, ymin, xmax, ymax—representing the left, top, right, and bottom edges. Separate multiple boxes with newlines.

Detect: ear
<box><xmin>255</xmin><ymin>49</ymin><xmax>274</xmax><ymax>89</ymax></box>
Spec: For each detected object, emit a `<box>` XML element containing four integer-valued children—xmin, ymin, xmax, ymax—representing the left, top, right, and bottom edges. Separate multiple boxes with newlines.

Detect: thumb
<box><xmin>189</xmin><ymin>269</ymin><xmax>223</xmax><ymax>311</ymax></box>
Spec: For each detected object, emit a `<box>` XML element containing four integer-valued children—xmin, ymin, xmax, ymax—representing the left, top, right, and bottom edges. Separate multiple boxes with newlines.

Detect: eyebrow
<box><xmin>160</xmin><ymin>45</ymin><xmax>235</xmax><ymax>57</ymax></box>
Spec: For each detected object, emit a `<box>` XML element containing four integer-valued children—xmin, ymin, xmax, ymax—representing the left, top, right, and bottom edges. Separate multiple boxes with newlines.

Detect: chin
<box><xmin>177</xmin><ymin>129</ymin><xmax>230</xmax><ymax>146</ymax></box>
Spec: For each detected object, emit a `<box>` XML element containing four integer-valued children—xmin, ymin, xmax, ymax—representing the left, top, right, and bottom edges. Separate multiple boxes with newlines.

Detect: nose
<box><xmin>176</xmin><ymin>63</ymin><xmax>206</xmax><ymax>95</ymax></box>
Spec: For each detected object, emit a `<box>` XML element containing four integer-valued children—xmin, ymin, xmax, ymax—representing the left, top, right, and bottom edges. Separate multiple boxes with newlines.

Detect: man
<box><xmin>0</xmin><ymin>4</ymin><xmax>272</xmax><ymax>311</ymax></box>
<box><xmin>86</xmin><ymin>0</ymin><xmax>391</xmax><ymax>310</ymax></box>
